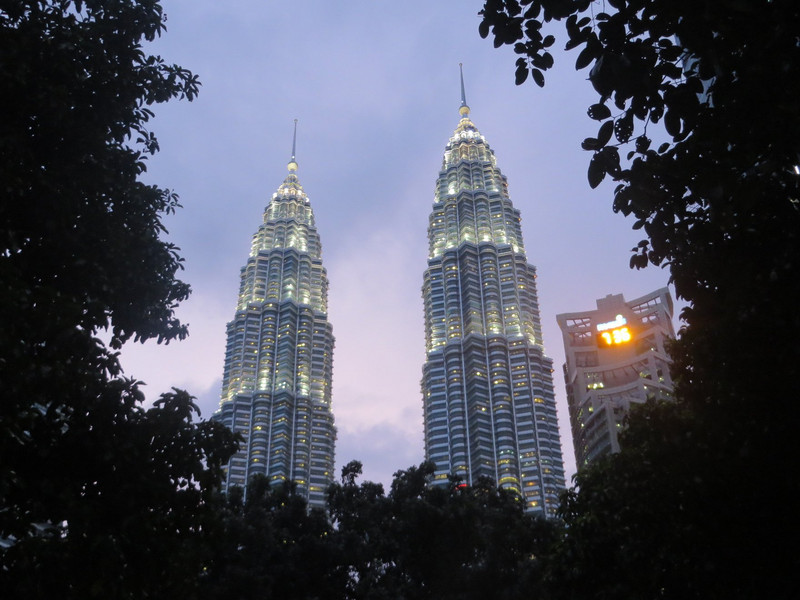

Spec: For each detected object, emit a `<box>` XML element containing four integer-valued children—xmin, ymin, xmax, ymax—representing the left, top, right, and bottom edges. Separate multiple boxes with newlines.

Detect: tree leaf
<box><xmin>506</xmin><ymin>0</ymin><xmax>522</xmax><ymax>17</ymax></box>
<box><xmin>532</xmin><ymin>51</ymin><xmax>554</xmax><ymax>70</ymax></box>
<box><xmin>635</xmin><ymin>135</ymin><xmax>651</xmax><ymax>153</ymax></box>
<box><xmin>587</xmin><ymin>103</ymin><xmax>611</xmax><ymax>120</ymax></box>
<box><xmin>515</xmin><ymin>61</ymin><xmax>529</xmax><ymax>85</ymax></box>
<box><xmin>600</xmin><ymin>146</ymin><xmax>621</xmax><ymax>175</ymax></box>
<box><xmin>588</xmin><ymin>154</ymin><xmax>606</xmax><ymax>188</ymax></box>
<box><xmin>565</xmin><ymin>37</ymin><xmax>583</xmax><ymax>50</ymax></box>
<box><xmin>575</xmin><ymin>44</ymin><xmax>596</xmax><ymax>70</ymax></box>
<box><xmin>582</xmin><ymin>137</ymin><xmax>600</xmax><ymax>151</ymax></box>
<box><xmin>664</xmin><ymin>110</ymin><xmax>681</xmax><ymax>137</ymax></box>
<box><xmin>524</xmin><ymin>3</ymin><xmax>541</xmax><ymax>19</ymax></box>
<box><xmin>597</xmin><ymin>120</ymin><xmax>614</xmax><ymax>147</ymax></box>
<box><xmin>614</xmin><ymin>111</ymin><xmax>634</xmax><ymax>143</ymax></box>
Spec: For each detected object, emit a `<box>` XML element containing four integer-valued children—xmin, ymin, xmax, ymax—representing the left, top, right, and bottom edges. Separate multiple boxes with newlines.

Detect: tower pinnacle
<box><xmin>422</xmin><ymin>86</ymin><xmax>566</xmax><ymax>516</ymax></box>
<box><xmin>216</xmin><ymin>124</ymin><xmax>336</xmax><ymax>510</ymax></box>
<box><xmin>459</xmin><ymin>63</ymin><xmax>470</xmax><ymax>118</ymax></box>
<box><xmin>288</xmin><ymin>118</ymin><xmax>298</xmax><ymax>172</ymax></box>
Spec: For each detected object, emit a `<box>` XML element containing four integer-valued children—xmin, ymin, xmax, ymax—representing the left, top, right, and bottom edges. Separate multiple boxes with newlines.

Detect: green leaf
<box><xmin>629</xmin><ymin>252</ymin><xmax>648</xmax><ymax>269</ymax></box>
<box><xmin>575</xmin><ymin>44</ymin><xmax>596</xmax><ymax>70</ymax></box>
<box><xmin>533</xmin><ymin>52</ymin><xmax>554</xmax><ymax>70</ymax></box>
<box><xmin>588</xmin><ymin>154</ymin><xmax>606</xmax><ymax>188</ymax></box>
<box><xmin>515</xmin><ymin>61</ymin><xmax>529</xmax><ymax>85</ymax></box>
<box><xmin>582</xmin><ymin>137</ymin><xmax>600</xmax><ymax>151</ymax></box>
<box><xmin>614</xmin><ymin>111</ymin><xmax>634</xmax><ymax>143</ymax></box>
<box><xmin>506</xmin><ymin>0</ymin><xmax>522</xmax><ymax>17</ymax></box>
<box><xmin>664</xmin><ymin>110</ymin><xmax>681</xmax><ymax>137</ymax></box>
<box><xmin>599</xmin><ymin>146</ymin><xmax>621</xmax><ymax>175</ymax></box>
<box><xmin>531</xmin><ymin>68</ymin><xmax>545</xmax><ymax>87</ymax></box>
<box><xmin>597</xmin><ymin>120</ymin><xmax>614</xmax><ymax>146</ymax></box>
<box><xmin>524</xmin><ymin>3</ymin><xmax>541</xmax><ymax>19</ymax></box>
<box><xmin>587</xmin><ymin>103</ymin><xmax>611</xmax><ymax>120</ymax></box>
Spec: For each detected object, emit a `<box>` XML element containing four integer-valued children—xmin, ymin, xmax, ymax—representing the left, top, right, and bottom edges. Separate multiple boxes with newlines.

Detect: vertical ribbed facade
<box><xmin>421</xmin><ymin>100</ymin><xmax>565</xmax><ymax>516</ymax></box>
<box><xmin>216</xmin><ymin>153</ymin><xmax>335</xmax><ymax>509</ymax></box>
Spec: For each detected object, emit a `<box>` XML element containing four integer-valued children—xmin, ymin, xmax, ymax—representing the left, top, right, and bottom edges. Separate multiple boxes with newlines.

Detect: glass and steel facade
<box><xmin>421</xmin><ymin>101</ymin><xmax>565</xmax><ymax>516</ymax></box>
<box><xmin>215</xmin><ymin>154</ymin><xmax>335</xmax><ymax>509</ymax></box>
<box><xmin>557</xmin><ymin>288</ymin><xmax>675</xmax><ymax>468</ymax></box>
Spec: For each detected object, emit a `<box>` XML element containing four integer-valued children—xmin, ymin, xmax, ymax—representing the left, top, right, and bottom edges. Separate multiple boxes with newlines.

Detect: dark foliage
<box><xmin>200</xmin><ymin>477</ymin><xmax>344</xmax><ymax>600</ymax></box>
<box><xmin>326</xmin><ymin>461</ymin><xmax>559</xmax><ymax>600</ymax></box>
<box><xmin>201</xmin><ymin>462</ymin><xmax>558</xmax><ymax>600</ymax></box>
<box><xmin>480</xmin><ymin>1</ymin><xmax>799</xmax><ymax>599</ymax></box>
<box><xmin>201</xmin><ymin>463</ymin><xmax>559</xmax><ymax>600</ymax></box>
<box><xmin>0</xmin><ymin>2</ymin><xmax>238</xmax><ymax>597</ymax></box>
<box><xmin>1</xmin><ymin>390</ymin><xmax>238</xmax><ymax>599</ymax></box>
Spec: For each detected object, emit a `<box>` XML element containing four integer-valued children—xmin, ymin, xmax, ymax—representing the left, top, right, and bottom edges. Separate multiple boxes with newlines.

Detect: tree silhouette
<box><xmin>0</xmin><ymin>2</ymin><xmax>237</xmax><ymax>597</ymax></box>
<box><xmin>479</xmin><ymin>1</ymin><xmax>799</xmax><ymax>598</ymax></box>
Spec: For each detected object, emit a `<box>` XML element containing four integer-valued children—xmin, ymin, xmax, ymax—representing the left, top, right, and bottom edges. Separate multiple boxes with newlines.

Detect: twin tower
<box><xmin>215</xmin><ymin>76</ymin><xmax>566</xmax><ymax>517</ymax></box>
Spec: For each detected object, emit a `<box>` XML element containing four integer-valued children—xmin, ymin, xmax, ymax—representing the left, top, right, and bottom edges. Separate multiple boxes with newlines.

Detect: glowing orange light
<box><xmin>598</xmin><ymin>326</ymin><xmax>632</xmax><ymax>346</ymax></box>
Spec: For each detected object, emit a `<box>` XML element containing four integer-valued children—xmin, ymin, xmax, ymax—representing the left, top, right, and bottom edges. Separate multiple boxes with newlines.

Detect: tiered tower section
<box><xmin>216</xmin><ymin>131</ymin><xmax>335</xmax><ymax>509</ymax></box>
<box><xmin>421</xmin><ymin>80</ymin><xmax>565</xmax><ymax>516</ymax></box>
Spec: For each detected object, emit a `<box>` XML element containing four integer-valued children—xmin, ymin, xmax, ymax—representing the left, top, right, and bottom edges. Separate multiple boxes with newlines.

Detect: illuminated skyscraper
<box><xmin>557</xmin><ymin>288</ymin><xmax>675</xmax><ymax>468</ymax></box>
<box><xmin>216</xmin><ymin>123</ymin><xmax>335</xmax><ymax>509</ymax></box>
<box><xmin>421</xmin><ymin>70</ymin><xmax>565</xmax><ymax>516</ymax></box>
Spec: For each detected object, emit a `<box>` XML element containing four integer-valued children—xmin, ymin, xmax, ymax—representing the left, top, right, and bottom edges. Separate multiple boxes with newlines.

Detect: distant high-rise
<box><xmin>420</xmin><ymin>69</ymin><xmax>566</xmax><ymax>516</ymax></box>
<box><xmin>556</xmin><ymin>288</ymin><xmax>675</xmax><ymax>468</ymax></box>
<box><xmin>215</xmin><ymin>123</ymin><xmax>335</xmax><ymax>509</ymax></box>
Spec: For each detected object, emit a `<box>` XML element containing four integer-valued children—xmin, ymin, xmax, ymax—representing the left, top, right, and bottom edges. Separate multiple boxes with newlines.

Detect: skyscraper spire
<box><xmin>215</xmin><ymin>125</ymin><xmax>336</xmax><ymax>509</ymax></box>
<box><xmin>288</xmin><ymin>118</ymin><xmax>298</xmax><ymax>172</ymax></box>
<box><xmin>420</xmin><ymin>75</ymin><xmax>565</xmax><ymax>517</ymax></box>
<box><xmin>459</xmin><ymin>63</ymin><xmax>470</xmax><ymax>118</ymax></box>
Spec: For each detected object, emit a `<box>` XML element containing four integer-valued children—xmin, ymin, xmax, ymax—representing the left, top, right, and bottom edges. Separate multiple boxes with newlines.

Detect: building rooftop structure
<box><xmin>557</xmin><ymin>288</ymin><xmax>675</xmax><ymax>468</ymax></box>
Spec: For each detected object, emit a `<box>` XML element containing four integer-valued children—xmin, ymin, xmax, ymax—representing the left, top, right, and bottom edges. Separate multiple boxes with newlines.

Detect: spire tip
<box><xmin>459</xmin><ymin>63</ymin><xmax>470</xmax><ymax>117</ymax></box>
<box><xmin>288</xmin><ymin>119</ymin><xmax>298</xmax><ymax>172</ymax></box>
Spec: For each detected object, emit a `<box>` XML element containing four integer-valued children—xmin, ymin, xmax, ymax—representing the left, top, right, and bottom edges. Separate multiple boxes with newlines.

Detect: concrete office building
<box><xmin>557</xmin><ymin>288</ymin><xmax>675</xmax><ymax>468</ymax></box>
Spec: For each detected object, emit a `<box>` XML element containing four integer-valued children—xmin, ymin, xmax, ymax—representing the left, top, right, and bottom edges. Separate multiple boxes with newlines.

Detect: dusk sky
<box><xmin>121</xmin><ymin>1</ymin><xmax>678</xmax><ymax>487</ymax></box>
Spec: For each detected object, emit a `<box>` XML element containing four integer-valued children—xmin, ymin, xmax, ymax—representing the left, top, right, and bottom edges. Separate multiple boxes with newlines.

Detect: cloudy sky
<box><xmin>121</xmin><ymin>1</ymin><xmax>677</xmax><ymax>487</ymax></box>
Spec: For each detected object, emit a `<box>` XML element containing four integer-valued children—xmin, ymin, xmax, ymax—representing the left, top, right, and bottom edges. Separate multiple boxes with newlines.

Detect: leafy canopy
<box><xmin>0</xmin><ymin>2</ymin><xmax>238</xmax><ymax>597</ymax></box>
<box><xmin>479</xmin><ymin>1</ymin><xmax>800</xmax><ymax>599</ymax></box>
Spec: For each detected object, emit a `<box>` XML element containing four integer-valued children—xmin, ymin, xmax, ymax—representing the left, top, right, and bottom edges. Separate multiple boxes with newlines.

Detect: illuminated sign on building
<box><xmin>596</xmin><ymin>314</ymin><xmax>632</xmax><ymax>347</ymax></box>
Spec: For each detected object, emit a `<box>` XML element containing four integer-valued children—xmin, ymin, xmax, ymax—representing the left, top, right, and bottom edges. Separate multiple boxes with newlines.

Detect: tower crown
<box><xmin>443</xmin><ymin>64</ymin><xmax>493</xmax><ymax>169</ymax></box>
